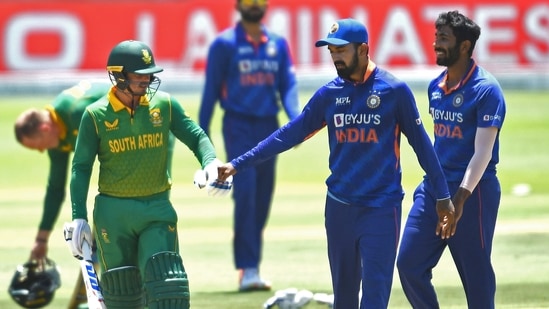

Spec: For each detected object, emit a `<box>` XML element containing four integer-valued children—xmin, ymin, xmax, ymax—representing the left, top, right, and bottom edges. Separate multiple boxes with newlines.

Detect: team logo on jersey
<box><xmin>266</xmin><ymin>41</ymin><xmax>277</xmax><ymax>57</ymax></box>
<box><xmin>366</xmin><ymin>94</ymin><xmax>381</xmax><ymax>109</ymax></box>
<box><xmin>150</xmin><ymin>109</ymin><xmax>163</xmax><ymax>126</ymax></box>
<box><xmin>101</xmin><ymin>228</ymin><xmax>111</xmax><ymax>244</ymax></box>
<box><xmin>452</xmin><ymin>93</ymin><xmax>464</xmax><ymax>107</ymax></box>
<box><xmin>141</xmin><ymin>49</ymin><xmax>152</xmax><ymax>64</ymax></box>
<box><xmin>104</xmin><ymin>119</ymin><xmax>119</xmax><ymax>131</ymax></box>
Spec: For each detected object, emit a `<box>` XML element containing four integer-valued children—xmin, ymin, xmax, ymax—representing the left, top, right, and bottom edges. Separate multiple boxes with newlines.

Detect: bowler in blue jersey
<box><xmin>397</xmin><ymin>11</ymin><xmax>506</xmax><ymax>309</ymax></box>
<box><xmin>199</xmin><ymin>0</ymin><xmax>300</xmax><ymax>291</ymax></box>
<box><xmin>217</xmin><ymin>18</ymin><xmax>455</xmax><ymax>308</ymax></box>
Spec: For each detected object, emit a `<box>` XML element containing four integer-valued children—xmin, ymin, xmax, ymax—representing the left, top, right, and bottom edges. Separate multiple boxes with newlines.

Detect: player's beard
<box><xmin>435</xmin><ymin>43</ymin><xmax>460</xmax><ymax>67</ymax></box>
<box><xmin>240</xmin><ymin>8</ymin><xmax>265</xmax><ymax>23</ymax></box>
<box><xmin>334</xmin><ymin>52</ymin><xmax>359</xmax><ymax>80</ymax></box>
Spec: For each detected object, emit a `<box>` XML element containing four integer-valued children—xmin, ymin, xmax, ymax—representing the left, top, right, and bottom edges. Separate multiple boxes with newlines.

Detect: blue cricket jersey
<box><xmin>199</xmin><ymin>22</ymin><xmax>300</xmax><ymax>135</ymax></box>
<box><xmin>428</xmin><ymin>60</ymin><xmax>506</xmax><ymax>182</ymax></box>
<box><xmin>232</xmin><ymin>62</ymin><xmax>450</xmax><ymax>207</ymax></box>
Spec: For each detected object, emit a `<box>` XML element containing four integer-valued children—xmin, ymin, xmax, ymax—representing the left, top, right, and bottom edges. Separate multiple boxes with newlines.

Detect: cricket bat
<box><xmin>79</xmin><ymin>239</ymin><xmax>107</xmax><ymax>309</ymax></box>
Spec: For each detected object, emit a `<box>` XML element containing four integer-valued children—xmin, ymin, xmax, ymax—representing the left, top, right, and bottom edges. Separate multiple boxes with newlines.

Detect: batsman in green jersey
<box><xmin>63</xmin><ymin>40</ymin><xmax>232</xmax><ymax>309</ymax></box>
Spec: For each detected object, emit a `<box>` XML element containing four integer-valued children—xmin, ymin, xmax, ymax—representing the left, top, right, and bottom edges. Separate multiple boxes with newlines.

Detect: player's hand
<box><xmin>30</xmin><ymin>230</ymin><xmax>50</xmax><ymax>262</ymax></box>
<box><xmin>435</xmin><ymin>197</ymin><xmax>456</xmax><ymax>239</ymax></box>
<box><xmin>63</xmin><ymin>219</ymin><xmax>92</xmax><ymax>260</ymax></box>
<box><xmin>452</xmin><ymin>187</ymin><xmax>471</xmax><ymax>224</ymax></box>
<box><xmin>218</xmin><ymin>163</ymin><xmax>237</xmax><ymax>181</ymax></box>
<box><xmin>193</xmin><ymin>158</ymin><xmax>222</xmax><ymax>189</ymax></box>
<box><xmin>30</xmin><ymin>241</ymin><xmax>47</xmax><ymax>262</ymax></box>
<box><xmin>207</xmin><ymin>175</ymin><xmax>233</xmax><ymax>197</ymax></box>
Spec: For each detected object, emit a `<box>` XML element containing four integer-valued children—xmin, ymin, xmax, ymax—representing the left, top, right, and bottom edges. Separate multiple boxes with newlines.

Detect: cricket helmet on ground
<box><xmin>8</xmin><ymin>259</ymin><xmax>61</xmax><ymax>308</ymax></box>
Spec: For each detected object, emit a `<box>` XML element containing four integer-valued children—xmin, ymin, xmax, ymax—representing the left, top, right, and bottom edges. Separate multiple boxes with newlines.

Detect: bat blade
<box><xmin>80</xmin><ymin>240</ymin><xmax>107</xmax><ymax>309</ymax></box>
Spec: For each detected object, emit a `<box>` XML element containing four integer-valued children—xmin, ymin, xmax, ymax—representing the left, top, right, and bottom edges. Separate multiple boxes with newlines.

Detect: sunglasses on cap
<box><xmin>241</xmin><ymin>0</ymin><xmax>268</xmax><ymax>6</ymax></box>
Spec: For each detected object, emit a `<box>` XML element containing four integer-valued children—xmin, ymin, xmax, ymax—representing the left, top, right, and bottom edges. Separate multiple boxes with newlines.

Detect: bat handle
<box><xmin>82</xmin><ymin>239</ymin><xmax>94</xmax><ymax>262</ymax></box>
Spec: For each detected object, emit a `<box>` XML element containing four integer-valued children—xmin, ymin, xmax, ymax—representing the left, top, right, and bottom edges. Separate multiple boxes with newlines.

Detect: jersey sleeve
<box><xmin>397</xmin><ymin>84</ymin><xmax>450</xmax><ymax>200</ymax></box>
<box><xmin>277</xmin><ymin>38</ymin><xmax>301</xmax><ymax>121</ymax></box>
<box><xmin>199</xmin><ymin>38</ymin><xmax>230</xmax><ymax>136</ymax></box>
<box><xmin>232</xmin><ymin>90</ymin><xmax>326</xmax><ymax>170</ymax></box>
<box><xmin>476</xmin><ymin>82</ymin><xmax>506</xmax><ymax>129</ymax></box>
<box><xmin>171</xmin><ymin>97</ymin><xmax>217</xmax><ymax>167</ymax></box>
<box><xmin>39</xmin><ymin>150</ymin><xmax>70</xmax><ymax>230</ymax></box>
<box><xmin>70</xmin><ymin>109</ymin><xmax>98</xmax><ymax>221</ymax></box>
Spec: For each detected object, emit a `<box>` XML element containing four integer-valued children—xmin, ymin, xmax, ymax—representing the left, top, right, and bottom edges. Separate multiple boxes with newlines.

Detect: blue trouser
<box><xmin>223</xmin><ymin>112</ymin><xmax>279</xmax><ymax>269</ymax></box>
<box><xmin>397</xmin><ymin>178</ymin><xmax>500</xmax><ymax>309</ymax></box>
<box><xmin>325</xmin><ymin>194</ymin><xmax>401</xmax><ymax>309</ymax></box>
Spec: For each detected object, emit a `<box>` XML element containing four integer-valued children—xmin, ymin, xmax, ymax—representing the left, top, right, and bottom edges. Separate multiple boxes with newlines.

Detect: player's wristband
<box><xmin>36</xmin><ymin>238</ymin><xmax>48</xmax><ymax>243</ymax></box>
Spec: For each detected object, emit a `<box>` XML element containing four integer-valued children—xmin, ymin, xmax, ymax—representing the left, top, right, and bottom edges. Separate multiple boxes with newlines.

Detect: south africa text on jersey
<box><xmin>108</xmin><ymin>133</ymin><xmax>164</xmax><ymax>153</ymax></box>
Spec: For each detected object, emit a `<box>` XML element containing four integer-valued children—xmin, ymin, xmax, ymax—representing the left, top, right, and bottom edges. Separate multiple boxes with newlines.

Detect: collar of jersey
<box><xmin>45</xmin><ymin>104</ymin><xmax>67</xmax><ymax>141</ymax></box>
<box><xmin>438</xmin><ymin>59</ymin><xmax>477</xmax><ymax>94</ymax></box>
<box><xmin>107</xmin><ymin>88</ymin><xmax>149</xmax><ymax>112</ymax></box>
<box><xmin>236</xmin><ymin>22</ymin><xmax>268</xmax><ymax>44</ymax></box>
<box><xmin>360</xmin><ymin>59</ymin><xmax>376</xmax><ymax>83</ymax></box>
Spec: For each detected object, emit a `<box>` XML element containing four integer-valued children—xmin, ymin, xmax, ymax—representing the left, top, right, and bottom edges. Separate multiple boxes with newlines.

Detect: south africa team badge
<box><xmin>150</xmin><ymin>108</ymin><xmax>163</xmax><ymax>127</ymax></box>
<box><xmin>366</xmin><ymin>94</ymin><xmax>381</xmax><ymax>109</ymax></box>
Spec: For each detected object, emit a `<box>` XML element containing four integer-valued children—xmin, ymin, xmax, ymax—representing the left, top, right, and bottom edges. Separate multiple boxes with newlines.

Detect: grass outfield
<box><xmin>1</xmin><ymin>89</ymin><xmax>548</xmax><ymax>308</ymax></box>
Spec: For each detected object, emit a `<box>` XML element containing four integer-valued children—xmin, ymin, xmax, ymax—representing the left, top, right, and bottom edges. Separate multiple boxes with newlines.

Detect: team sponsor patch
<box><xmin>335</xmin><ymin>96</ymin><xmax>351</xmax><ymax>105</ymax></box>
<box><xmin>430</xmin><ymin>91</ymin><xmax>442</xmax><ymax>101</ymax></box>
<box><xmin>452</xmin><ymin>93</ymin><xmax>464</xmax><ymax>107</ymax></box>
<box><xmin>104</xmin><ymin>119</ymin><xmax>119</xmax><ymax>131</ymax></box>
<box><xmin>366</xmin><ymin>94</ymin><xmax>380</xmax><ymax>109</ymax></box>
<box><xmin>334</xmin><ymin>114</ymin><xmax>344</xmax><ymax>127</ymax></box>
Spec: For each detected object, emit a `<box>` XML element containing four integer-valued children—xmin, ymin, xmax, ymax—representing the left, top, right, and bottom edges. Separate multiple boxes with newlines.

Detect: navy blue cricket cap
<box><xmin>315</xmin><ymin>18</ymin><xmax>369</xmax><ymax>47</ymax></box>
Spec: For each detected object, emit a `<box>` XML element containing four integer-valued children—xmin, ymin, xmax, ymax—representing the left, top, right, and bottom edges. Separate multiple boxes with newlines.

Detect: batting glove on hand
<box><xmin>63</xmin><ymin>219</ymin><xmax>92</xmax><ymax>260</ymax></box>
<box><xmin>207</xmin><ymin>175</ymin><xmax>233</xmax><ymax>197</ymax></box>
<box><xmin>193</xmin><ymin>158</ymin><xmax>222</xmax><ymax>189</ymax></box>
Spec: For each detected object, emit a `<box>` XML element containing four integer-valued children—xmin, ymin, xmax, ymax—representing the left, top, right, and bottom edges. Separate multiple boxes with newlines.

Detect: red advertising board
<box><xmin>0</xmin><ymin>0</ymin><xmax>547</xmax><ymax>73</ymax></box>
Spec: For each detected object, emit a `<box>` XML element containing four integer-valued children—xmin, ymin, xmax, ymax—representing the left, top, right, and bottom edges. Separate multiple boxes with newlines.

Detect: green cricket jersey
<box><xmin>41</xmin><ymin>81</ymin><xmax>110</xmax><ymax>231</ymax></box>
<box><xmin>70</xmin><ymin>89</ymin><xmax>216</xmax><ymax>220</ymax></box>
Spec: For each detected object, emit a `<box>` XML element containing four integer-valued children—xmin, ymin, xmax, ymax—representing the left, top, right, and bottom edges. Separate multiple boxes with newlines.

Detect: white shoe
<box><xmin>239</xmin><ymin>268</ymin><xmax>271</xmax><ymax>291</ymax></box>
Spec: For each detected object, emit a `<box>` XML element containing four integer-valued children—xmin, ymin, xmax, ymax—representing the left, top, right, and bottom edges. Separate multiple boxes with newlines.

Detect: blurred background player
<box><xmin>64</xmin><ymin>39</ymin><xmax>230</xmax><ymax>309</ymax></box>
<box><xmin>199</xmin><ymin>0</ymin><xmax>300</xmax><ymax>291</ymax></box>
<box><xmin>216</xmin><ymin>18</ymin><xmax>455</xmax><ymax>308</ymax></box>
<box><xmin>14</xmin><ymin>80</ymin><xmax>110</xmax><ymax>309</ymax></box>
<box><xmin>397</xmin><ymin>10</ymin><xmax>506</xmax><ymax>309</ymax></box>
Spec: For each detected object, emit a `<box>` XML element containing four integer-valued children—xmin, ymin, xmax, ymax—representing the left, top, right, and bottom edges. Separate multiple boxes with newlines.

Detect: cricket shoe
<box><xmin>239</xmin><ymin>268</ymin><xmax>271</xmax><ymax>292</ymax></box>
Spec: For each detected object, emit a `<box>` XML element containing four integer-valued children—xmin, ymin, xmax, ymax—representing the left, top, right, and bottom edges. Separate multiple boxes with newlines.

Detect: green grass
<box><xmin>1</xmin><ymin>89</ymin><xmax>548</xmax><ymax>308</ymax></box>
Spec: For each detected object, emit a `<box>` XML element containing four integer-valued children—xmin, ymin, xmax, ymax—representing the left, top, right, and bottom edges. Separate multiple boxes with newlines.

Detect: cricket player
<box><xmin>64</xmin><ymin>40</ymin><xmax>231</xmax><ymax>309</ymax></box>
<box><xmin>14</xmin><ymin>80</ymin><xmax>111</xmax><ymax>309</ymax></box>
<box><xmin>199</xmin><ymin>0</ymin><xmax>300</xmax><ymax>291</ymax></box>
<box><xmin>397</xmin><ymin>11</ymin><xmax>506</xmax><ymax>309</ymax></box>
<box><xmin>216</xmin><ymin>18</ymin><xmax>456</xmax><ymax>309</ymax></box>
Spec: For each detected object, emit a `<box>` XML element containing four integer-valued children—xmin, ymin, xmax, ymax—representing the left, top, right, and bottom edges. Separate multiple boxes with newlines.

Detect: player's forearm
<box><xmin>70</xmin><ymin>170</ymin><xmax>93</xmax><ymax>221</ymax></box>
<box><xmin>460</xmin><ymin>127</ymin><xmax>497</xmax><ymax>191</ymax></box>
<box><xmin>35</xmin><ymin>229</ymin><xmax>51</xmax><ymax>243</ymax></box>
